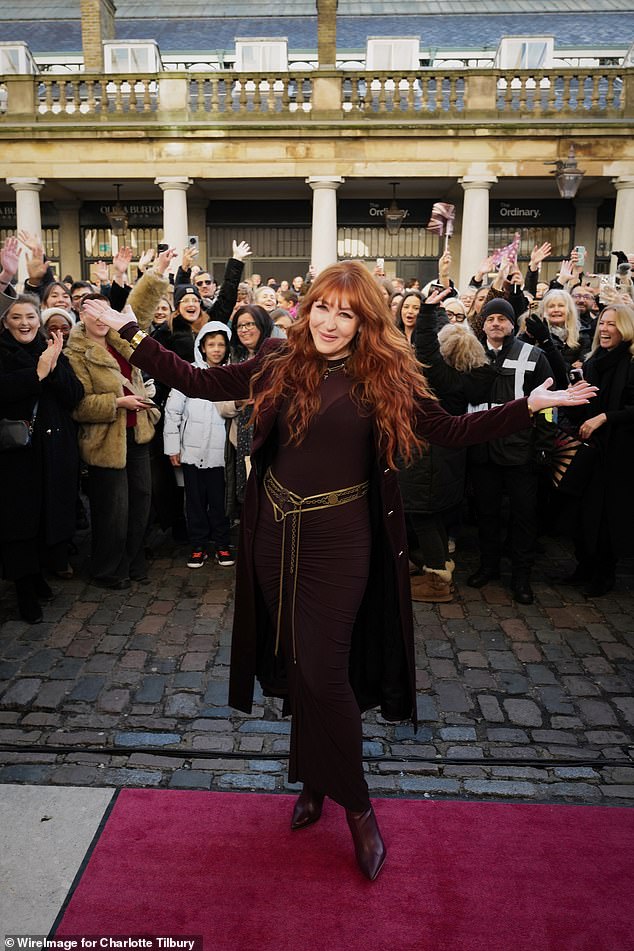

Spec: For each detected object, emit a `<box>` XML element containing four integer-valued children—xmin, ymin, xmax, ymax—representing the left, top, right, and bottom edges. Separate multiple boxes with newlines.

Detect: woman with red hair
<box><xmin>84</xmin><ymin>260</ymin><xmax>594</xmax><ymax>882</ymax></box>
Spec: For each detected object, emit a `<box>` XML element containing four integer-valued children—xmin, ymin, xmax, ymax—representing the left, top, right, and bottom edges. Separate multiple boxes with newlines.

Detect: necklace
<box><xmin>322</xmin><ymin>358</ymin><xmax>349</xmax><ymax>380</ymax></box>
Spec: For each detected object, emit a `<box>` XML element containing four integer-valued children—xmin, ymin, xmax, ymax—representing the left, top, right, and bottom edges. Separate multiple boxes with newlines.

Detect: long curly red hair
<box><xmin>249</xmin><ymin>261</ymin><xmax>435</xmax><ymax>469</ymax></box>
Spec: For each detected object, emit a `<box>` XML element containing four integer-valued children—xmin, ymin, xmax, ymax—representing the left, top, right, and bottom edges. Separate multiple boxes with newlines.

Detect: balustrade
<box><xmin>0</xmin><ymin>67</ymin><xmax>628</xmax><ymax>122</ymax></box>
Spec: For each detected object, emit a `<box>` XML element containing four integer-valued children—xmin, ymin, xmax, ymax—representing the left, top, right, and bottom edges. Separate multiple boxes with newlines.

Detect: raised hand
<box><xmin>181</xmin><ymin>245</ymin><xmax>198</xmax><ymax>271</ymax></box>
<box><xmin>438</xmin><ymin>250</ymin><xmax>452</xmax><ymax>284</ymax></box>
<box><xmin>529</xmin><ymin>242</ymin><xmax>552</xmax><ymax>271</ymax></box>
<box><xmin>475</xmin><ymin>255</ymin><xmax>495</xmax><ymax>280</ymax></box>
<box><xmin>82</xmin><ymin>297</ymin><xmax>136</xmax><ymax>331</ymax></box>
<box><xmin>232</xmin><ymin>240</ymin><xmax>252</xmax><ymax>262</ymax></box>
<box><xmin>0</xmin><ymin>236</ymin><xmax>21</xmax><ymax>280</ymax></box>
<box><xmin>155</xmin><ymin>246</ymin><xmax>178</xmax><ymax>276</ymax></box>
<box><xmin>36</xmin><ymin>330</ymin><xmax>64</xmax><ymax>380</ymax></box>
<box><xmin>425</xmin><ymin>286</ymin><xmax>454</xmax><ymax>307</ymax></box>
<box><xmin>25</xmin><ymin>242</ymin><xmax>47</xmax><ymax>285</ymax></box>
<box><xmin>557</xmin><ymin>259</ymin><xmax>574</xmax><ymax>285</ymax></box>
<box><xmin>113</xmin><ymin>246</ymin><xmax>133</xmax><ymax>277</ymax></box>
<box><xmin>17</xmin><ymin>229</ymin><xmax>42</xmax><ymax>255</ymax></box>
<box><xmin>93</xmin><ymin>259</ymin><xmax>109</xmax><ymax>283</ymax></box>
<box><xmin>138</xmin><ymin>248</ymin><xmax>156</xmax><ymax>273</ymax></box>
<box><xmin>527</xmin><ymin>377</ymin><xmax>597</xmax><ymax>413</ymax></box>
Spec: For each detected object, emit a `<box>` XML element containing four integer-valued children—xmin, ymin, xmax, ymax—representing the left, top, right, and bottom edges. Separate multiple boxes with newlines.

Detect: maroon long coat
<box><xmin>129</xmin><ymin>335</ymin><xmax>531</xmax><ymax>725</ymax></box>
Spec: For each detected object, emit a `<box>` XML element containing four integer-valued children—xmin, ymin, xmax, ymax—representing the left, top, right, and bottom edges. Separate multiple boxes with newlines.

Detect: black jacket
<box><xmin>0</xmin><ymin>331</ymin><xmax>83</xmax><ymax>547</ymax></box>
<box><xmin>468</xmin><ymin>335</ymin><xmax>554</xmax><ymax>466</ymax></box>
<box><xmin>175</xmin><ymin>257</ymin><xmax>244</xmax><ymax>325</ymax></box>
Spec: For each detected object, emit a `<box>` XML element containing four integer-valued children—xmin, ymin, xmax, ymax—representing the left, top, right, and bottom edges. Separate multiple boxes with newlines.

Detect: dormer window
<box><xmin>0</xmin><ymin>41</ymin><xmax>38</xmax><ymax>75</ymax></box>
<box><xmin>235</xmin><ymin>39</ymin><xmax>288</xmax><ymax>72</ymax></box>
<box><xmin>366</xmin><ymin>38</ymin><xmax>420</xmax><ymax>70</ymax></box>
<box><xmin>495</xmin><ymin>36</ymin><xmax>554</xmax><ymax>69</ymax></box>
<box><xmin>103</xmin><ymin>41</ymin><xmax>162</xmax><ymax>73</ymax></box>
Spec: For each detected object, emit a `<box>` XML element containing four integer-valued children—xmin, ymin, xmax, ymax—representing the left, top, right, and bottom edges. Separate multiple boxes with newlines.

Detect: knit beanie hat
<box><xmin>42</xmin><ymin>307</ymin><xmax>75</xmax><ymax>327</ymax></box>
<box><xmin>480</xmin><ymin>298</ymin><xmax>516</xmax><ymax>328</ymax></box>
<box><xmin>174</xmin><ymin>284</ymin><xmax>202</xmax><ymax>308</ymax></box>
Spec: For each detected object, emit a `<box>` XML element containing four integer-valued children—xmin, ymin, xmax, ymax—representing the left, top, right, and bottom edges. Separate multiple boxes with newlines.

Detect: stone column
<box><xmin>611</xmin><ymin>177</ymin><xmax>634</xmax><ymax>273</ymax></box>
<box><xmin>458</xmin><ymin>175</ymin><xmax>497</xmax><ymax>291</ymax></box>
<box><xmin>56</xmin><ymin>200</ymin><xmax>82</xmax><ymax>282</ymax></box>
<box><xmin>7</xmin><ymin>177</ymin><xmax>44</xmax><ymax>285</ymax></box>
<box><xmin>306</xmin><ymin>176</ymin><xmax>344</xmax><ymax>274</ymax></box>
<box><xmin>155</xmin><ymin>177</ymin><xmax>193</xmax><ymax>270</ymax></box>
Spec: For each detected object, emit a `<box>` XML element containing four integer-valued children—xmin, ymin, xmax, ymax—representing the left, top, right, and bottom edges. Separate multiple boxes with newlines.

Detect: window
<box><xmin>0</xmin><ymin>42</ymin><xmax>38</xmax><ymax>75</ymax></box>
<box><xmin>103</xmin><ymin>42</ymin><xmax>162</xmax><ymax>73</ymax></box>
<box><xmin>366</xmin><ymin>38</ymin><xmax>420</xmax><ymax>71</ymax></box>
<box><xmin>234</xmin><ymin>40</ymin><xmax>288</xmax><ymax>72</ymax></box>
<box><xmin>495</xmin><ymin>36</ymin><xmax>554</xmax><ymax>70</ymax></box>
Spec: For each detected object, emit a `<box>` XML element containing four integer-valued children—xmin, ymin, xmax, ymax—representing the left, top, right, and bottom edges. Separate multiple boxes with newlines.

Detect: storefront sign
<box><xmin>490</xmin><ymin>199</ymin><xmax>574</xmax><ymax>227</ymax></box>
<box><xmin>338</xmin><ymin>199</ymin><xmax>433</xmax><ymax>226</ymax></box>
<box><xmin>207</xmin><ymin>200</ymin><xmax>311</xmax><ymax>226</ymax></box>
<box><xmin>80</xmin><ymin>201</ymin><xmax>163</xmax><ymax>227</ymax></box>
<box><xmin>0</xmin><ymin>202</ymin><xmax>58</xmax><ymax>226</ymax></box>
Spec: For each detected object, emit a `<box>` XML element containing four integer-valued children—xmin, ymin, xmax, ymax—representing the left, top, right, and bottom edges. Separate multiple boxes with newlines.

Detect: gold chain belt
<box><xmin>263</xmin><ymin>468</ymin><xmax>369</xmax><ymax>663</ymax></box>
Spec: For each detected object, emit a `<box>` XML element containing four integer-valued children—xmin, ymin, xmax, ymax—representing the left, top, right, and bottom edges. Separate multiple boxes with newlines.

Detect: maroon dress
<box><xmin>253</xmin><ymin>366</ymin><xmax>374</xmax><ymax>812</ymax></box>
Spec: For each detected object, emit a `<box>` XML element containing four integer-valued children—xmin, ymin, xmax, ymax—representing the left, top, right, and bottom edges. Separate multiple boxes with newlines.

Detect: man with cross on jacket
<box><xmin>466</xmin><ymin>298</ymin><xmax>555</xmax><ymax>604</ymax></box>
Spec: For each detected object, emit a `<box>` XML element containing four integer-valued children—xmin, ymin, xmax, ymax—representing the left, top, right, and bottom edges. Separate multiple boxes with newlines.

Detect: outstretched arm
<box><xmin>81</xmin><ymin>297</ymin><xmax>267</xmax><ymax>402</ymax></box>
<box><xmin>415</xmin><ymin>378</ymin><xmax>597</xmax><ymax>448</ymax></box>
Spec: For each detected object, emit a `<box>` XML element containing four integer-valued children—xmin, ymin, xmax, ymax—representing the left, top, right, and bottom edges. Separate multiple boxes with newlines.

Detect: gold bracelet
<box><xmin>130</xmin><ymin>330</ymin><xmax>148</xmax><ymax>350</ymax></box>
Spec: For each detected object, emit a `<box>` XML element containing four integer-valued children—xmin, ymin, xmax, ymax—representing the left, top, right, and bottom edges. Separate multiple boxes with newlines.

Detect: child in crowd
<box><xmin>163</xmin><ymin>321</ymin><xmax>235</xmax><ymax>568</ymax></box>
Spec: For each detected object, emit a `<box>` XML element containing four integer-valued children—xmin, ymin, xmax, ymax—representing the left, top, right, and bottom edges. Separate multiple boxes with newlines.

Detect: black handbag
<box><xmin>0</xmin><ymin>401</ymin><xmax>39</xmax><ymax>452</ymax></box>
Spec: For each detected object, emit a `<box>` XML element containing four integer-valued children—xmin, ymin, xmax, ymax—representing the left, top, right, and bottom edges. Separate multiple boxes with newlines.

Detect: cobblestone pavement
<box><xmin>1</xmin><ymin>523</ymin><xmax>633</xmax><ymax>805</ymax></box>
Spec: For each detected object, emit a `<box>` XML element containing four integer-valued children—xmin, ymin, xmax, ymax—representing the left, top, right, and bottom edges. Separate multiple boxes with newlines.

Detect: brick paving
<box><xmin>0</xmin><ymin>523</ymin><xmax>633</xmax><ymax>804</ymax></box>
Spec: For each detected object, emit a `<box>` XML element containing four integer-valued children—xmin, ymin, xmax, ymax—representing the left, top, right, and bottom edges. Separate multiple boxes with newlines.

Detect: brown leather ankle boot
<box><xmin>346</xmin><ymin>806</ymin><xmax>386</xmax><ymax>881</ymax></box>
<box><xmin>291</xmin><ymin>785</ymin><xmax>325</xmax><ymax>830</ymax></box>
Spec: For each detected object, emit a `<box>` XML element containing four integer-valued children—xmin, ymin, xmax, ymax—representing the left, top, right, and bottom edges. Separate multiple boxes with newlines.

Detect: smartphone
<box><xmin>376</xmin><ymin>257</ymin><xmax>385</xmax><ymax>269</ymax></box>
<box><xmin>429</xmin><ymin>282</ymin><xmax>446</xmax><ymax>294</ymax></box>
<box><xmin>157</xmin><ymin>243</ymin><xmax>168</xmax><ymax>253</ymax></box>
<box><xmin>188</xmin><ymin>235</ymin><xmax>199</xmax><ymax>251</ymax></box>
<box><xmin>529</xmin><ymin>299</ymin><xmax>541</xmax><ymax>314</ymax></box>
<box><xmin>569</xmin><ymin>368</ymin><xmax>584</xmax><ymax>384</ymax></box>
<box><xmin>574</xmin><ymin>246</ymin><xmax>586</xmax><ymax>269</ymax></box>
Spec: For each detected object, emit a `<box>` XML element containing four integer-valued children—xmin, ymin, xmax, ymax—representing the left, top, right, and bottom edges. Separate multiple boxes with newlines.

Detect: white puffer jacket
<box><xmin>163</xmin><ymin>321</ymin><xmax>233</xmax><ymax>469</ymax></box>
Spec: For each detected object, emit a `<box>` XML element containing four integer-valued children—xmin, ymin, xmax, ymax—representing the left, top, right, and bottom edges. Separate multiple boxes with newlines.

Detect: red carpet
<box><xmin>55</xmin><ymin>790</ymin><xmax>633</xmax><ymax>951</ymax></box>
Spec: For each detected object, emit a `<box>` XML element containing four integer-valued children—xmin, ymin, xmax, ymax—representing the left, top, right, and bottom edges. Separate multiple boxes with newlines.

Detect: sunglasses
<box><xmin>196</xmin><ymin>280</ymin><xmax>213</xmax><ymax>286</ymax></box>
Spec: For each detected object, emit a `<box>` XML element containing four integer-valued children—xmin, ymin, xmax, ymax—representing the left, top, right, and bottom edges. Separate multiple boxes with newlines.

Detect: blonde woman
<box><xmin>540</xmin><ymin>289</ymin><xmax>591</xmax><ymax>371</ymax></box>
<box><xmin>560</xmin><ymin>304</ymin><xmax>634</xmax><ymax>596</ymax></box>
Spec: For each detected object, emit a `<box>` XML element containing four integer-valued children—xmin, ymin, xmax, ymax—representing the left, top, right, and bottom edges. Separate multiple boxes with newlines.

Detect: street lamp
<box><xmin>105</xmin><ymin>183</ymin><xmax>129</xmax><ymax>236</ymax></box>
<box><xmin>384</xmin><ymin>182</ymin><xmax>406</xmax><ymax>235</ymax></box>
<box><xmin>545</xmin><ymin>145</ymin><xmax>585</xmax><ymax>199</ymax></box>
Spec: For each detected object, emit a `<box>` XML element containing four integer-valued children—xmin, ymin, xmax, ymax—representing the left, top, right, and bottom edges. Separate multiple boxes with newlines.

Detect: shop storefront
<box><xmin>206</xmin><ymin>196</ymin><xmax>442</xmax><ymax>283</ymax></box>
<box><xmin>488</xmin><ymin>199</ymin><xmax>575</xmax><ymax>264</ymax></box>
<box><xmin>79</xmin><ymin>200</ymin><xmax>164</xmax><ymax>277</ymax></box>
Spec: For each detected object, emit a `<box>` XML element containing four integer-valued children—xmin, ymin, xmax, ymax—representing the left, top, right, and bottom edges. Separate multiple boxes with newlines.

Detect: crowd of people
<box><xmin>0</xmin><ymin>224</ymin><xmax>622</xmax><ymax>881</ymax></box>
<box><xmin>0</xmin><ymin>230</ymin><xmax>632</xmax><ymax>627</ymax></box>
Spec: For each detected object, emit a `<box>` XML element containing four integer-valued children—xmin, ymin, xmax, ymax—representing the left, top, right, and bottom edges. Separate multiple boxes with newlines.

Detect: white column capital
<box><xmin>459</xmin><ymin>176</ymin><xmax>497</xmax><ymax>192</ymax></box>
<box><xmin>612</xmin><ymin>176</ymin><xmax>634</xmax><ymax>192</ymax></box>
<box><xmin>306</xmin><ymin>176</ymin><xmax>345</xmax><ymax>191</ymax></box>
<box><xmin>7</xmin><ymin>177</ymin><xmax>45</xmax><ymax>193</ymax></box>
<box><xmin>155</xmin><ymin>177</ymin><xmax>193</xmax><ymax>192</ymax></box>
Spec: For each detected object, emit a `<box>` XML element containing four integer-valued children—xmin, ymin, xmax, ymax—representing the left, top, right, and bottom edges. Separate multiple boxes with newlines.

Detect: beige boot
<box><xmin>410</xmin><ymin>561</ymin><xmax>454</xmax><ymax>603</ymax></box>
